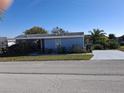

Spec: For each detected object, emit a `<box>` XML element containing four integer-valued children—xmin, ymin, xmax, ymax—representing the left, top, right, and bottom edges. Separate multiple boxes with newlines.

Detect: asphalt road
<box><xmin>0</xmin><ymin>60</ymin><xmax>124</xmax><ymax>93</ymax></box>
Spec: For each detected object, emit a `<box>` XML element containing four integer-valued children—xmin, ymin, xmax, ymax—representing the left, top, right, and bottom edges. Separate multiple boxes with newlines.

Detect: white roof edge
<box><xmin>16</xmin><ymin>35</ymin><xmax>84</xmax><ymax>40</ymax></box>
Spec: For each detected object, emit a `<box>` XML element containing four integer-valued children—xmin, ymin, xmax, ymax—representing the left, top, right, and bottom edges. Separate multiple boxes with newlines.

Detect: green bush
<box><xmin>45</xmin><ymin>49</ymin><xmax>54</xmax><ymax>54</ymax></box>
<box><xmin>86</xmin><ymin>45</ymin><xmax>92</xmax><ymax>53</ymax></box>
<box><xmin>70</xmin><ymin>45</ymin><xmax>84</xmax><ymax>53</ymax></box>
<box><xmin>6</xmin><ymin>42</ymin><xmax>39</xmax><ymax>56</ymax></box>
<box><xmin>57</xmin><ymin>47</ymin><xmax>67</xmax><ymax>54</ymax></box>
<box><xmin>120</xmin><ymin>42</ymin><xmax>124</xmax><ymax>46</ymax></box>
<box><xmin>93</xmin><ymin>44</ymin><xmax>104</xmax><ymax>50</ymax></box>
<box><xmin>107</xmin><ymin>40</ymin><xmax>119</xmax><ymax>49</ymax></box>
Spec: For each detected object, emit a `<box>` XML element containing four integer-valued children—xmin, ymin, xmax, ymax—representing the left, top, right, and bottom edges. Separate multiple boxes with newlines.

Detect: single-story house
<box><xmin>15</xmin><ymin>32</ymin><xmax>84</xmax><ymax>53</ymax></box>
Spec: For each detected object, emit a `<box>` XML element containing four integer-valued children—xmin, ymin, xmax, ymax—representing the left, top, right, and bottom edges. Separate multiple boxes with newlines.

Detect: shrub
<box><xmin>107</xmin><ymin>40</ymin><xmax>119</xmax><ymax>49</ymax></box>
<box><xmin>57</xmin><ymin>47</ymin><xmax>67</xmax><ymax>54</ymax></box>
<box><xmin>70</xmin><ymin>45</ymin><xmax>83</xmax><ymax>53</ymax></box>
<box><xmin>6</xmin><ymin>42</ymin><xmax>39</xmax><ymax>56</ymax></box>
<box><xmin>45</xmin><ymin>49</ymin><xmax>54</xmax><ymax>54</ymax></box>
<box><xmin>93</xmin><ymin>44</ymin><xmax>104</xmax><ymax>50</ymax></box>
<box><xmin>119</xmin><ymin>42</ymin><xmax>124</xmax><ymax>46</ymax></box>
<box><xmin>86</xmin><ymin>45</ymin><xmax>92</xmax><ymax>53</ymax></box>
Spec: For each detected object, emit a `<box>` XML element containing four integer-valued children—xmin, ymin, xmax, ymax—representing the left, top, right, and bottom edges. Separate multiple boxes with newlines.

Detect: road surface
<box><xmin>0</xmin><ymin>60</ymin><xmax>124</xmax><ymax>93</ymax></box>
<box><xmin>91</xmin><ymin>50</ymin><xmax>124</xmax><ymax>60</ymax></box>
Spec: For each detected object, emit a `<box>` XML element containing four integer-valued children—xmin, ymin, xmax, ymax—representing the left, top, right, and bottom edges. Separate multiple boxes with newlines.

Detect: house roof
<box><xmin>16</xmin><ymin>32</ymin><xmax>84</xmax><ymax>40</ymax></box>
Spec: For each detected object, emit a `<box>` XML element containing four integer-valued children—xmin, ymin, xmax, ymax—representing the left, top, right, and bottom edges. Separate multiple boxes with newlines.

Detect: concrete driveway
<box><xmin>91</xmin><ymin>50</ymin><xmax>124</xmax><ymax>60</ymax></box>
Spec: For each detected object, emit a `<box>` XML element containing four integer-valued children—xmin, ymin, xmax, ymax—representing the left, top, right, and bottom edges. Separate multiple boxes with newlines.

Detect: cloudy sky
<box><xmin>0</xmin><ymin>0</ymin><xmax>124</xmax><ymax>37</ymax></box>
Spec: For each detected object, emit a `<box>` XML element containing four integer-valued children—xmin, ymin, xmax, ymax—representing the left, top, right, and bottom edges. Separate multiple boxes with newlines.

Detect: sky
<box><xmin>0</xmin><ymin>0</ymin><xmax>124</xmax><ymax>37</ymax></box>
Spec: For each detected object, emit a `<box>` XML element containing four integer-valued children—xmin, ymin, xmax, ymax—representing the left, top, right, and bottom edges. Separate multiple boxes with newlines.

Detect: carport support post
<box><xmin>41</xmin><ymin>39</ymin><xmax>45</xmax><ymax>53</ymax></box>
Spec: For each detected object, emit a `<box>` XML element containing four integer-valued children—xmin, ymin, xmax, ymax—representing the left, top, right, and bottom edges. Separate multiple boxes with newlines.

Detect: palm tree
<box><xmin>89</xmin><ymin>29</ymin><xmax>106</xmax><ymax>44</ymax></box>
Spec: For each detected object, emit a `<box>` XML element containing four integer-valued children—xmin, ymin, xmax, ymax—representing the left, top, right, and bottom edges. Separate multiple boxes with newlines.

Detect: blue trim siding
<box><xmin>61</xmin><ymin>37</ymin><xmax>83</xmax><ymax>48</ymax></box>
<box><xmin>44</xmin><ymin>39</ymin><xmax>56</xmax><ymax>49</ymax></box>
<box><xmin>44</xmin><ymin>37</ymin><xmax>84</xmax><ymax>50</ymax></box>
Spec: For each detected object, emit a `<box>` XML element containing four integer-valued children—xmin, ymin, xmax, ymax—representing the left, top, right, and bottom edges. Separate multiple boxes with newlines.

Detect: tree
<box><xmin>51</xmin><ymin>27</ymin><xmax>68</xmax><ymax>34</ymax></box>
<box><xmin>24</xmin><ymin>26</ymin><xmax>48</xmax><ymax>35</ymax></box>
<box><xmin>109</xmin><ymin>34</ymin><xmax>116</xmax><ymax>40</ymax></box>
<box><xmin>89</xmin><ymin>29</ymin><xmax>106</xmax><ymax>44</ymax></box>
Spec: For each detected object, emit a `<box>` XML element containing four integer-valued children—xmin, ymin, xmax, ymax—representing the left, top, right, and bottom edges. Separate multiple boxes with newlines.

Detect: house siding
<box><xmin>44</xmin><ymin>37</ymin><xmax>84</xmax><ymax>50</ymax></box>
<box><xmin>44</xmin><ymin>39</ymin><xmax>56</xmax><ymax>49</ymax></box>
<box><xmin>61</xmin><ymin>37</ymin><xmax>84</xmax><ymax>48</ymax></box>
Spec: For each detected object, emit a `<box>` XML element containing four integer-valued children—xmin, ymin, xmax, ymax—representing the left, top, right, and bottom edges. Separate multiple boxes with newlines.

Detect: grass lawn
<box><xmin>119</xmin><ymin>46</ymin><xmax>124</xmax><ymax>51</ymax></box>
<box><xmin>0</xmin><ymin>54</ymin><xmax>93</xmax><ymax>62</ymax></box>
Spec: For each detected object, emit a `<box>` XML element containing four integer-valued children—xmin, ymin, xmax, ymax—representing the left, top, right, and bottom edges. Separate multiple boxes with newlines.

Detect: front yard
<box><xmin>0</xmin><ymin>54</ymin><xmax>93</xmax><ymax>62</ymax></box>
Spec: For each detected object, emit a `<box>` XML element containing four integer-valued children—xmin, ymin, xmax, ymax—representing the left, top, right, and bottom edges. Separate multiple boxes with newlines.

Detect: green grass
<box><xmin>0</xmin><ymin>54</ymin><xmax>93</xmax><ymax>62</ymax></box>
<box><xmin>119</xmin><ymin>46</ymin><xmax>124</xmax><ymax>51</ymax></box>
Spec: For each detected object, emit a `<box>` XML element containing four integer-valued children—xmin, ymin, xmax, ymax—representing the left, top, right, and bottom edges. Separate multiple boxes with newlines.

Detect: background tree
<box><xmin>89</xmin><ymin>29</ymin><xmax>106</xmax><ymax>44</ymax></box>
<box><xmin>108</xmin><ymin>34</ymin><xmax>119</xmax><ymax>49</ymax></box>
<box><xmin>51</xmin><ymin>27</ymin><xmax>68</xmax><ymax>34</ymax></box>
<box><xmin>108</xmin><ymin>34</ymin><xmax>116</xmax><ymax>40</ymax></box>
<box><xmin>24</xmin><ymin>26</ymin><xmax>48</xmax><ymax>35</ymax></box>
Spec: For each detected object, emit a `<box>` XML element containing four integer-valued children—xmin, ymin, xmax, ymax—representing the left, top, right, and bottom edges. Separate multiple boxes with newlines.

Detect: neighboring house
<box><xmin>118</xmin><ymin>35</ymin><xmax>124</xmax><ymax>45</ymax></box>
<box><xmin>0</xmin><ymin>37</ymin><xmax>8</xmax><ymax>51</ymax></box>
<box><xmin>16</xmin><ymin>32</ymin><xmax>84</xmax><ymax>53</ymax></box>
